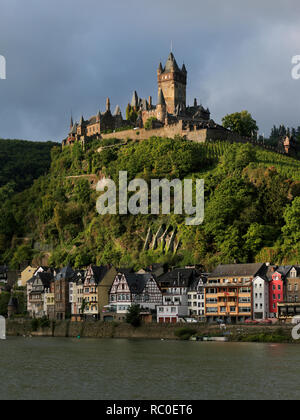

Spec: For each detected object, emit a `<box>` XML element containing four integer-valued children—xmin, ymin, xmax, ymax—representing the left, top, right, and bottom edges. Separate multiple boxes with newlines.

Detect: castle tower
<box><xmin>157</xmin><ymin>53</ymin><xmax>187</xmax><ymax>115</ymax></box>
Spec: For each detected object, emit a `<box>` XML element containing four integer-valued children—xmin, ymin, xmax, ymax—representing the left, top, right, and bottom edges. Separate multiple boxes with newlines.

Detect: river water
<box><xmin>0</xmin><ymin>337</ymin><xmax>299</xmax><ymax>400</ymax></box>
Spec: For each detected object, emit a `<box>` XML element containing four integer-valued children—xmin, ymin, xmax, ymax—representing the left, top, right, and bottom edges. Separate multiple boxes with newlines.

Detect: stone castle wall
<box><xmin>99</xmin><ymin>122</ymin><xmax>240</xmax><ymax>143</ymax></box>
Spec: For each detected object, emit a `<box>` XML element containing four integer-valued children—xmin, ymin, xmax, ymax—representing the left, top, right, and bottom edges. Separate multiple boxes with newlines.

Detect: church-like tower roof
<box><xmin>163</xmin><ymin>52</ymin><xmax>180</xmax><ymax>73</ymax></box>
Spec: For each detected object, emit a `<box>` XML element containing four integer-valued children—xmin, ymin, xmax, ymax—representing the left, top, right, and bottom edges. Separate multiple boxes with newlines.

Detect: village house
<box><xmin>278</xmin><ymin>266</ymin><xmax>300</xmax><ymax>322</ymax></box>
<box><xmin>252</xmin><ymin>271</ymin><xmax>270</xmax><ymax>320</ymax></box>
<box><xmin>109</xmin><ymin>271</ymin><xmax>162</xmax><ymax>321</ymax></box>
<box><xmin>269</xmin><ymin>266</ymin><xmax>292</xmax><ymax>318</ymax></box>
<box><xmin>156</xmin><ymin>268</ymin><xmax>198</xmax><ymax>323</ymax></box>
<box><xmin>82</xmin><ymin>265</ymin><xmax>116</xmax><ymax>319</ymax></box>
<box><xmin>69</xmin><ymin>271</ymin><xmax>84</xmax><ymax>321</ymax></box>
<box><xmin>17</xmin><ymin>265</ymin><xmax>37</xmax><ymax>287</ymax></box>
<box><xmin>204</xmin><ymin>263</ymin><xmax>266</xmax><ymax>323</ymax></box>
<box><xmin>54</xmin><ymin>265</ymin><xmax>75</xmax><ymax>320</ymax></box>
<box><xmin>188</xmin><ymin>276</ymin><xmax>207</xmax><ymax>321</ymax></box>
<box><xmin>44</xmin><ymin>280</ymin><xmax>55</xmax><ymax>319</ymax></box>
<box><xmin>27</xmin><ymin>271</ymin><xmax>54</xmax><ymax>318</ymax></box>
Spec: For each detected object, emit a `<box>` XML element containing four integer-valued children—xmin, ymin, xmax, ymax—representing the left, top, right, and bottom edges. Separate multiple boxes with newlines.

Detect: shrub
<box><xmin>175</xmin><ymin>327</ymin><xmax>197</xmax><ymax>340</ymax></box>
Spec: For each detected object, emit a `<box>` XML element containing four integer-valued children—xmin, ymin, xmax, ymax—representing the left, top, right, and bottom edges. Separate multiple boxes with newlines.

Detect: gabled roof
<box><xmin>275</xmin><ymin>266</ymin><xmax>293</xmax><ymax>278</ymax></box>
<box><xmin>125</xmin><ymin>273</ymin><xmax>153</xmax><ymax>294</ymax></box>
<box><xmin>55</xmin><ymin>265</ymin><xmax>75</xmax><ymax>281</ymax></box>
<box><xmin>87</xmin><ymin>265</ymin><xmax>109</xmax><ymax>284</ymax></box>
<box><xmin>209</xmin><ymin>263</ymin><xmax>266</xmax><ymax>278</ymax></box>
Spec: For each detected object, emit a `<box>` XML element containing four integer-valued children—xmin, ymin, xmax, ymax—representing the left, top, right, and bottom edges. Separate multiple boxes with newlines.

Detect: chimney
<box><xmin>148</xmin><ymin>96</ymin><xmax>152</xmax><ymax>108</ymax></box>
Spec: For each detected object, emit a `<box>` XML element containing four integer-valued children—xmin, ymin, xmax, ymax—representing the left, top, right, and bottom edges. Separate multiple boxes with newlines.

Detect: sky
<box><xmin>0</xmin><ymin>0</ymin><xmax>300</xmax><ymax>142</ymax></box>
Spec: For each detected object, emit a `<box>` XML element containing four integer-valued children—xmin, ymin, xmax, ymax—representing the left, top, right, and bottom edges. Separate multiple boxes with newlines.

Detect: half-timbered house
<box><xmin>109</xmin><ymin>272</ymin><xmax>162</xmax><ymax>316</ymax></box>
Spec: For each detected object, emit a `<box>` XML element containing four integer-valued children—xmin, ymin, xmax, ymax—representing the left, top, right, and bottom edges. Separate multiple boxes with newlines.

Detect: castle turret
<box><xmin>157</xmin><ymin>52</ymin><xmax>187</xmax><ymax>114</ymax></box>
<box><xmin>156</xmin><ymin>89</ymin><xmax>166</xmax><ymax>122</ymax></box>
<box><xmin>106</xmin><ymin>97</ymin><xmax>110</xmax><ymax>112</ymax></box>
<box><xmin>131</xmin><ymin>91</ymin><xmax>139</xmax><ymax>109</ymax></box>
<box><xmin>157</xmin><ymin>62</ymin><xmax>163</xmax><ymax>75</ymax></box>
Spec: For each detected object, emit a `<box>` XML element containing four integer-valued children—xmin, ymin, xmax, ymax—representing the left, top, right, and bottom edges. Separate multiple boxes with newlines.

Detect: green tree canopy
<box><xmin>222</xmin><ymin>111</ymin><xmax>258</xmax><ymax>138</ymax></box>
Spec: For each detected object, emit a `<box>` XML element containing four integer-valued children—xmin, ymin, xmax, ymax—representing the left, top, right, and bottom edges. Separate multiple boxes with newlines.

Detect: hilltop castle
<box><xmin>62</xmin><ymin>52</ymin><xmax>233</xmax><ymax>148</ymax></box>
<box><xmin>62</xmin><ymin>52</ymin><xmax>298</xmax><ymax>157</ymax></box>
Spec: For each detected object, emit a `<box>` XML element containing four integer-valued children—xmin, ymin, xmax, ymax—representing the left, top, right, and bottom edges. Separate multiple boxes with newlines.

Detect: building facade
<box><xmin>252</xmin><ymin>275</ymin><xmax>269</xmax><ymax>320</ymax></box>
<box><xmin>204</xmin><ymin>264</ymin><xmax>266</xmax><ymax>323</ymax></box>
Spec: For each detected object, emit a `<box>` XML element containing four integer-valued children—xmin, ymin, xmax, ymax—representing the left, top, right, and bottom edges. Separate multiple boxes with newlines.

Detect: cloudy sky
<box><xmin>0</xmin><ymin>0</ymin><xmax>300</xmax><ymax>141</ymax></box>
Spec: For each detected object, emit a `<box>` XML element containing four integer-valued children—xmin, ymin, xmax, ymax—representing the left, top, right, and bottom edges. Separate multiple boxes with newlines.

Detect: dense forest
<box><xmin>0</xmin><ymin>136</ymin><xmax>299</xmax><ymax>271</ymax></box>
<box><xmin>0</xmin><ymin>139</ymin><xmax>59</xmax><ymax>192</ymax></box>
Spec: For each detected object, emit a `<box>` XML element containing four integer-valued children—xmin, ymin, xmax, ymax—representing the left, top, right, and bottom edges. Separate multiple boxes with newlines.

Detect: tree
<box><xmin>282</xmin><ymin>197</ymin><xmax>300</xmax><ymax>245</ymax></box>
<box><xmin>144</xmin><ymin>117</ymin><xmax>158</xmax><ymax>130</ymax></box>
<box><xmin>222</xmin><ymin>111</ymin><xmax>258</xmax><ymax>138</ymax></box>
<box><xmin>126</xmin><ymin>304</ymin><xmax>141</xmax><ymax>327</ymax></box>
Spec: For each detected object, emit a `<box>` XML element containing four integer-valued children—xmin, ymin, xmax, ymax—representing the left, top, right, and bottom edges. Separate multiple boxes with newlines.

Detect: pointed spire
<box><xmin>106</xmin><ymin>97</ymin><xmax>110</xmax><ymax>112</ymax></box>
<box><xmin>114</xmin><ymin>105</ymin><xmax>121</xmax><ymax>116</ymax></box>
<box><xmin>131</xmin><ymin>91</ymin><xmax>139</xmax><ymax>108</ymax></box>
<box><xmin>182</xmin><ymin>63</ymin><xmax>187</xmax><ymax>74</ymax></box>
<box><xmin>157</xmin><ymin>89</ymin><xmax>166</xmax><ymax>106</ymax></box>
<box><xmin>80</xmin><ymin>115</ymin><xmax>84</xmax><ymax>125</ymax></box>
<box><xmin>164</xmin><ymin>52</ymin><xmax>180</xmax><ymax>72</ymax></box>
<box><xmin>96</xmin><ymin>110</ymin><xmax>101</xmax><ymax>121</ymax></box>
<box><xmin>157</xmin><ymin>62</ymin><xmax>163</xmax><ymax>73</ymax></box>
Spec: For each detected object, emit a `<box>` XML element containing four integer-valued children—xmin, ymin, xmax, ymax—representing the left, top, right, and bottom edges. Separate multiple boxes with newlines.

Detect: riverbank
<box><xmin>5</xmin><ymin>319</ymin><xmax>298</xmax><ymax>343</ymax></box>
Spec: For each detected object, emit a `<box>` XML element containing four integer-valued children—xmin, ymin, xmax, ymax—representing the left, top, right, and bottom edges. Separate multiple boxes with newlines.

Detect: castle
<box><xmin>62</xmin><ymin>52</ymin><xmax>234</xmax><ymax>148</ymax></box>
<box><xmin>62</xmin><ymin>52</ymin><xmax>299</xmax><ymax>158</ymax></box>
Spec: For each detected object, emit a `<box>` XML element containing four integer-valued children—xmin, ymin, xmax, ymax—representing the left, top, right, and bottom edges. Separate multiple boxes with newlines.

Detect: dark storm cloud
<box><xmin>0</xmin><ymin>0</ymin><xmax>300</xmax><ymax>141</ymax></box>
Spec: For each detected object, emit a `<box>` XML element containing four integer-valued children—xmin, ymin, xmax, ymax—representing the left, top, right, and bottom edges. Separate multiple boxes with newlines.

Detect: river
<box><xmin>0</xmin><ymin>337</ymin><xmax>299</xmax><ymax>400</ymax></box>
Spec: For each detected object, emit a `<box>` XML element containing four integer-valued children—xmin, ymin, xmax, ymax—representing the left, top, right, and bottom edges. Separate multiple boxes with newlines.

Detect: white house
<box><xmin>188</xmin><ymin>277</ymin><xmax>206</xmax><ymax>320</ymax></box>
<box><xmin>157</xmin><ymin>269</ymin><xmax>195</xmax><ymax>323</ymax></box>
<box><xmin>252</xmin><ymin>275</ymin><xmax>269</xmax><ymax>320</ymax></box>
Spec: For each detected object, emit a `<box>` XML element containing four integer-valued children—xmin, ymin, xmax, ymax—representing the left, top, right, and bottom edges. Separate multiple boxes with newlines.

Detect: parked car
<box><xmin>184</xmin><ymin>318</ymin><xmax>198</xmax><ymax>323</ymax></box>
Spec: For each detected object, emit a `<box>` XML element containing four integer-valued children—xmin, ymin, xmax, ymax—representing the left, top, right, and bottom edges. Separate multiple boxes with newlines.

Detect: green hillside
<box><xmin>0</xmin><ymin>137</ymin><xmax>299</xmax><ymax>270</ymax></box>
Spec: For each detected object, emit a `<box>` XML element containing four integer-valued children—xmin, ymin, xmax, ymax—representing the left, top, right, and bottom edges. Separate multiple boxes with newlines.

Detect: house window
<box><xmin>295</xmin><ymin>284</ymin><xmax>298</xmax><ymax>292</ymax></box>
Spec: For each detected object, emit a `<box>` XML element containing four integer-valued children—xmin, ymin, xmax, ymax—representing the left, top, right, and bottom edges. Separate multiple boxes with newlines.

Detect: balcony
<box><xmin>217</xmin><ymin>292</ymin><xmax>237</xmax><ymax>298</ymax></box>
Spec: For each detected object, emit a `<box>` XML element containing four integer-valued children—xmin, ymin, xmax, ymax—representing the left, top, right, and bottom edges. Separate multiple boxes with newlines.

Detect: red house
<box><xmin>269</xmin><ymin>266</ymin><xmax>292</xmax><ymax>318</ymax></box>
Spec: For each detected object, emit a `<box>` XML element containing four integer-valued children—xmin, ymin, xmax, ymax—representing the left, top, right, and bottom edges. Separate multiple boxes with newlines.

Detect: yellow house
<box><xmin>18</xmin><ymin>266</ymin><xmax>37</xmax><ymax>287</ymax></box>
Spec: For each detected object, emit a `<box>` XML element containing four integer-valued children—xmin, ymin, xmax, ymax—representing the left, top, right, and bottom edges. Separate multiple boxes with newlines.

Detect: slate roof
<box><xmin>55</xmin><ymin>265</ymin><xmax>75</xmax><ymax>281</ymax></box>
<box><xmin>209</xmin><ymin>263</ymin><xmax>266</xmax><ymax>278</ymax></box>
<box><xmin>163</xmin><ymin>52</ymin><xmax>180</xmax><ymax>73</ymax></box>
<box><xmin>158</xmin><ymin>268</ymin><xmax>198</xmax><ymax>287</ymax></box>
<box><xmin>157</xmin><ymin>89</ymin><xmax>166</xmax><ymax>106</ymax></box>
<box><xmin>88</xmin><ymin>265</ymin><xmax>109</xmax><ymax>284</ymax></box>
<box><xmin>275</xmin><ymin>266</ymin><xmax>293</xmax><ymax>277</ymax></box>
<box><xmin>125</xmin><ymin>273</ymin><xmax>153</xmax><ymax>294</ymax></box>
